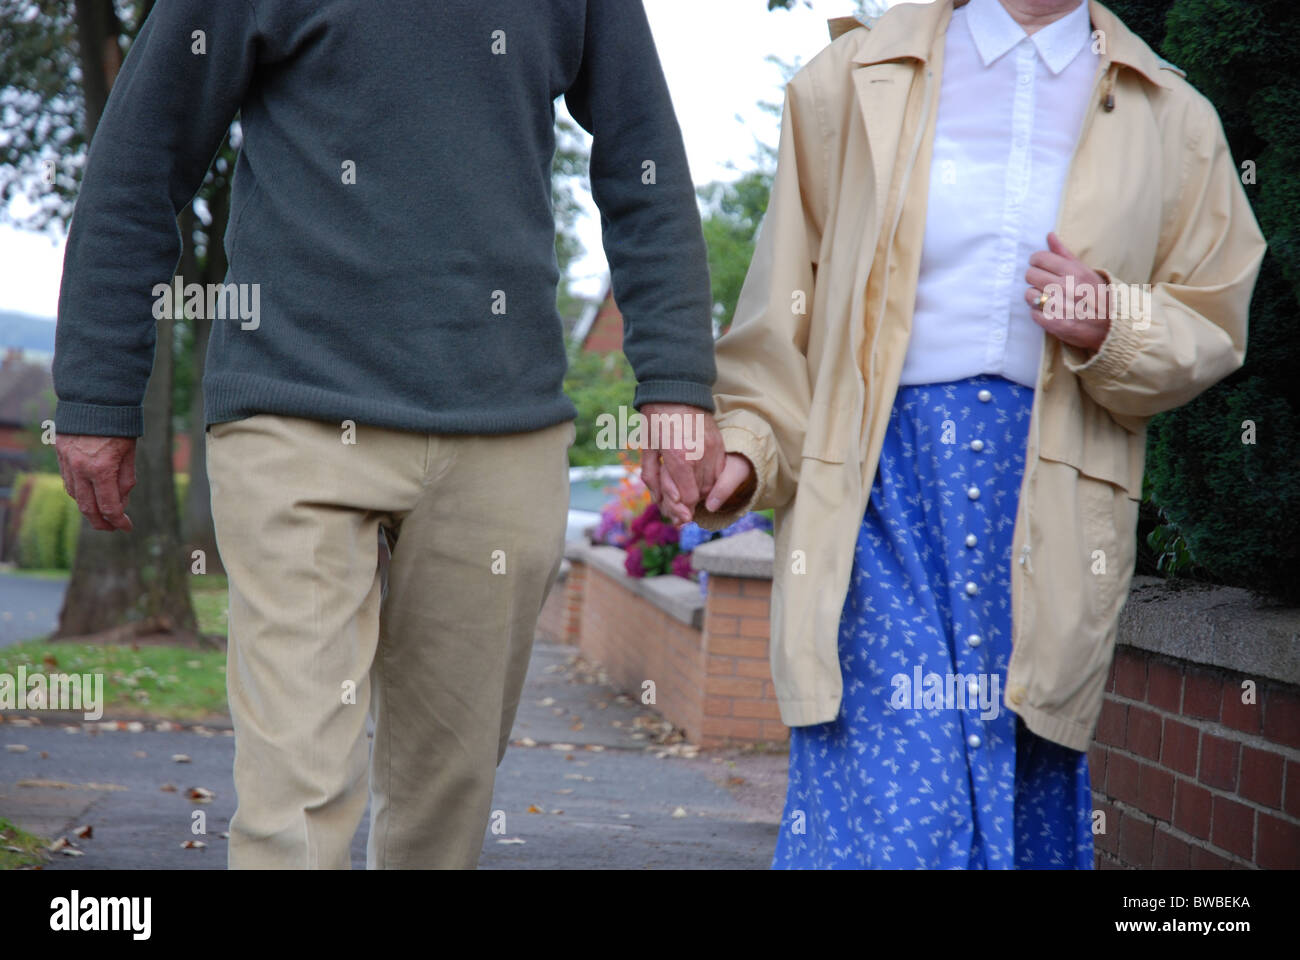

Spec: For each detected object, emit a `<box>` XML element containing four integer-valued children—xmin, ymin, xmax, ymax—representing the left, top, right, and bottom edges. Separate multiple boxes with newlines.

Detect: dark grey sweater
<box><xmin>54</xmin><ymin>0</ymin><xmax>715</xmax><ymax>438</ymax></box>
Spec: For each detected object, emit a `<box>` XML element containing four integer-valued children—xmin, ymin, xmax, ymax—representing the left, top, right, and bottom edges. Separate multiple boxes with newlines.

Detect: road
<box><xmin>0</xmin><ymin>572</ymin><xmax>66</xmax><ymax>648</ymax></box>
<box><xmin>0</xmin><ymin>643</ymin><xmax>787</xmax><ymax>869</ymax></box>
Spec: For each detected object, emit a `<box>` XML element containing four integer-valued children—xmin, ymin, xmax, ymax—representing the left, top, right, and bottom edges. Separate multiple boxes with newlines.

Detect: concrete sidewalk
<box><xmin>0</xmin><ymin>643</ymin><xmax>787</xmax><ymax>869</ymax></box>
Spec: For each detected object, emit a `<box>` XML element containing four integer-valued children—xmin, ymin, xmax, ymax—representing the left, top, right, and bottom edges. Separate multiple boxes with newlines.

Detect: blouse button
<box><xmin>967</xmin><ymin>486</ymin><xmax>980</xmax><ymax>500</ymax></box>
<box><xmin>965</xmin><ymin>582</ymin><xmax>978</xmax><ymax>596</ymax></box>
<box><xmin>965</xmin><ymin>533</ymin><xmax>977</xmax><ymax>548</ymax></box>
<box><xmin>977</xmin><ymin>389</ymin><xmax>992</xmax><ymax>402</ymax></box>
<box><xmin>970</xmin><ymin>439</ymin><xmax>985</xmax><ymax>452</ymax></box>
<box><xmin>967</xmin><ymin>633</ymin><xmax>982</xmax><ymax>647</ymax></box>
<box><xmin>967</xmin><ymin>734</ymin><xmax>982</xmax><ymax>748</ymax></box>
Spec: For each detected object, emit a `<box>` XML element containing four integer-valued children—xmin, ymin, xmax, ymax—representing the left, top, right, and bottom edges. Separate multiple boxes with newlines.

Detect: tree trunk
<box><xmin>181</xmin><ymin>184</ymin><xmax>230</xmax><ymax>574</ymax></box>
<box><xmin>72</xmin><ymin>0</ymin><xmax>122</xmax><ymax>141</ymax></box>
<box><xmin>56</xmin><ymin>0</ymin><xmax>199</xmax><ymax>644</ymax></box>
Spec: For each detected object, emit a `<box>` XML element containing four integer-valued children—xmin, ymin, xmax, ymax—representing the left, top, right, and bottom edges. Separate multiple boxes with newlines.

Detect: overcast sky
<box><xmin>0</xmin><ymin>0</ymin><xmax>908</xmax><ymax>319</ymax></box>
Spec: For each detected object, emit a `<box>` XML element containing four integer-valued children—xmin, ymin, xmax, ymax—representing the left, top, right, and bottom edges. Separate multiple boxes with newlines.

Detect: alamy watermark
<box><xmin>594</xmin><ymin>407</ymin><xmax>705</xmax><ymax>461</ymax></box>
<box><xmin>152</xmin><ymin>276</ymin><xmax>261</xmax><ymax>330</ymax></box>
<box><xmin>890</xmin><ymin>667</ymin><xmax>1001</xmax><ymax>721</ymax></box>
<box><xmin>1041</xmin><ymin>276</ymin><xmax>1152</xmax><ymax>330</ymax></box>
<box><xmin>0</xmin><ymin>667</ymin><xmax>104</xmax><ymax>720</ymax></box>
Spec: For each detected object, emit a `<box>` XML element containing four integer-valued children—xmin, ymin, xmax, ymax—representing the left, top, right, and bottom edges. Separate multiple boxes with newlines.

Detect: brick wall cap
<box><xmin>690</xmin><ymin>530</ymin><xmax>775</xmax><ymax>579</ymax></box>
<box><xmin>1119</xmin><ymin>577</ymin><xmax>1300</xmax><ymax>686</ymax></box>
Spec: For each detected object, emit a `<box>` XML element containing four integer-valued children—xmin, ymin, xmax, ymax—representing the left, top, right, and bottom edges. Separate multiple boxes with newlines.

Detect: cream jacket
<box><xmin>696</xmin><ymin>0</ymin><xmax>1266</xmax><ymax>750</ymax></box>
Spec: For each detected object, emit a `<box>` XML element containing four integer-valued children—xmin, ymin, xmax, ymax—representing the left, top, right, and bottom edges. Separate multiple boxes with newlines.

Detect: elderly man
<box><xmin>54</xmin><ymin>0</ymin><xmax>722</xmax><ymax>869</ymax></box>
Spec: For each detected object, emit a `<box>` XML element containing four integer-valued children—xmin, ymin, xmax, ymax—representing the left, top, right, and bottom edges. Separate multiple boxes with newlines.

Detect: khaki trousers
<box><xmin>206</xmin><ymin>414</ymin><xmax>574</xmax><ymax>868</ymax></box>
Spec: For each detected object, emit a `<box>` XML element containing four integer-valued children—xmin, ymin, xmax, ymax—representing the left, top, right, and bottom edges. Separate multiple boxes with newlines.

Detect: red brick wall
<box><xmin>1090</xmin><ymin>648</ymin><xmax>1300</xmax><ymax>869</ymax></box>
<box><xmin>570</xmin><ymin>562</ymin><xmax>789</xmax><ymax>747</ymax></box>
<box><xmin>702</xmin><ymin>576</ymin><xmax>788</xmax><ymax>746</ymax></box>
<box><xmin>577</xmin><ymin>563</ymin><xmax>704</xmax><ymax>742</ymax></box>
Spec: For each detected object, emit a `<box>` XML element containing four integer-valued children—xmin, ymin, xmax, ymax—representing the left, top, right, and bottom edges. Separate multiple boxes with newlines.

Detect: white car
<box><xmin>567</xmin><ymin>464</ymin><xmax>633</xmax><ymax>542</ymax></box>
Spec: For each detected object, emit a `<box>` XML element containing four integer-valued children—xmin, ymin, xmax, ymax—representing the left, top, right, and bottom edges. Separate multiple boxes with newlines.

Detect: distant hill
<box><xmin>0</xmin><ymin>310</ymin><xmax>56</xmax><ymax>352</ymax></box>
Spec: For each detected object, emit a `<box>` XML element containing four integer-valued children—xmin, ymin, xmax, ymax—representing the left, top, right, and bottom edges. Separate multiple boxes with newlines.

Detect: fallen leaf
<box><xmin>4</xmin><ymin>744</ymin><xmax>28</xmax><ymax>753</ymax></box>
<box><xmin>38</xmin><ymin>751</ymin><xmax>48</xmax><ymax>759</ymax></box>
<box><xmin>497</xmin><ymin>837</ymin><xmax>526</xmax><ymax>845</ymax></box>
<box><xmin>180</xmin><ymin>840</ymin><xmax>207</xmax><ymax>850</ymax></box>
<box><xmin>160</xmin><ymin>783</ymin><xmax>178</xmax><ymax>793</ymax></box>
<box><xmin>551</xmin><ymin>809</ymin><xmax>564</xmax><ymax>815</ymax></box>
<box><xmin>47</xmin><ymin>837</ymin><xmax>68</xmax><ymax>852</ymax></box>
<box><xmin>550</xmin><ymin>743</ymin><xmax>576</xmax><ymax>752</ymax></box>
<box><xmin>218</xmin><ymin>832</ymin><xmax>230</xmax><ymax>840</ymax></box>
<box><xmin>171</xmin><ymin>754</ymin><xmax>192</xmax><ymax>764</ymax></box>
<box><xmin>539</xmin><ymin>697</ymin><xmax>555</xmax><ymax>706</ymax></box>
<box><xmin>73</xmin><ymin>825</ymin><xmax>93</xmax><ymax>839</ymax></box>
<box><xmin>514</xmin><ymin>737</ymin><xmax>537</xmax><ymax>748</ymax></box>
<box><xmin>133</xmin><ymin>751</ymin><xmax>147</xmax><ymax>759</ymax></box>
<box><xmin>187</xmin><ymin>787</ymin><xmax>214</xmax><ymax>803</ymax></box>
<box><xmin>671</xmin><ymin>806</ymin><xmax>687</xmax><ymax>818</ymax></box>
<box><xmin>60</xmin><ymin>847</ymin><xmax>85</xmax><ymax>857</ymax></box>
<box><xmin>727</xmin><ymin>776</ymin><xmax>746</xmax><ymax>787</ymax></box>
<box><xmin>555</xmin><ymin>788</ymin><xmax>574</xmax><ymax>795</ymax></box>
<box><xmin>584</xmin><ymin>744</ymin><xmax>605</xmax><ymax>752</ymax></box>
<box><xmin>42</xmin><ymin>653</ymin><xmax>58</xmax><ymax>668</ymax></box>
<box><xmin>525</xmin><ymin>804</ymin><xmax>543</xmax><ymax>814</ymax></box>
<box><xmin>126</xmin><ymin>722</ymin><xmax>145</xmax><ymax>733</ymax></box>
<box><xmin>569</xmin><ymin>720</ymin><xmax>584</xmax><ymax>732</ymax></box>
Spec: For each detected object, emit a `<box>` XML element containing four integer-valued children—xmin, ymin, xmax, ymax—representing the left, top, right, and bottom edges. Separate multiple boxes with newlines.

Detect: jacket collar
<box><xmin>842</xmin><ymin>0</ymin><xmax>1181</xmax><ymax>89</ymax></box>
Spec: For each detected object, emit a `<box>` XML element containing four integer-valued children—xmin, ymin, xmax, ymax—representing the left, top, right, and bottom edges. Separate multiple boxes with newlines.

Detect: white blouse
<box><xmin>899</xmin><ymin>0</ymin><xmax>1100</xmax><ymax>390</ymax></box>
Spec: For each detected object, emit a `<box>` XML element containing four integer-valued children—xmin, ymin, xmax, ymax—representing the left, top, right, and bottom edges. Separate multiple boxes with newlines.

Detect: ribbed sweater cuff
<box><xmin>54</xmin><ymin>400</ymin><xmax>144</xmax><ymax>438</ymax></box>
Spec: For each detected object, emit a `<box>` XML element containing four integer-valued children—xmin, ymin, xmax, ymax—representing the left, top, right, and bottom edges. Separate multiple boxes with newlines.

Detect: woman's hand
<box><xmin>702</xmin><ymin>453</ymin><xmax>757</xmax><ymax>515</ymax></box>
<box><xmin>1024</xmin><ymin>232</ymin><xmax>1113</xmax><ymax>354</ymax></box>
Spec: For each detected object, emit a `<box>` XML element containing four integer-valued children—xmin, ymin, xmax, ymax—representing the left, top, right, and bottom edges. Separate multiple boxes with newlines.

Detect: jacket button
<box><xmin>965</xmin><ymin>533</ymin><xmax>977</xmax><ymax>548</ymax></box>
<box><xmin>977</xmin><ymin>389</ymin><xmax>992</xmax><ymax>402</ymax></box>
<box><xmin>1008</xmin><ymin>686</ymin><xmax>1026</xmax><ymax>705</ymax></box>
<box><xmin>971</xmin><ymin>439</ymin><xmax>985</xmax><ymax>452</ymax></box>
<box><xmin>967</xmin><ymin>486</ymin><xmax>980</xmax><ymax>500</ymax></box>
<box><xmin>965</xmin><ymin>582</ymin><xmax>978</xmax><ymax>596</ymax></box>
<box><xmin>967</xmin><ymin>633</ymin><xmax>982</xmax><ymax>647</ymax></box>
<box><xmin>967</xmin><ymin>734</ymin><xmax>982</xmax><ymax>748</ymax></box>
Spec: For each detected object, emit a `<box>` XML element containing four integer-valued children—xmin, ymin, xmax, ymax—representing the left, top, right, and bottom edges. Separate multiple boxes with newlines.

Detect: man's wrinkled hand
<box><xmin>55</xmin><ymin>433</ymin><xmax>137</xmax><ymax>532</ymax></box>
<box><xmin>638</xmin><ymin>403</ymin><xmax>725</xmax><ymax>526</ymax></box>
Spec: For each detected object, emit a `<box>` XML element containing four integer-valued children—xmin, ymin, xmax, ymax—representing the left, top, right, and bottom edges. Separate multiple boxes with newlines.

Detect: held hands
<box><xmin>55</xmin><ymin>434</ymin><xmax>137</xmax><ymax>532</ymax></box>
<box><xmin>638</xmin><ymin>404</ymin><xmax>756</xmax><ymax>526</ymax></box>
<box><xmin>1025</xmin><ymin>232</ymin><xmax>1113</xmax><ymax>354</ymax></box>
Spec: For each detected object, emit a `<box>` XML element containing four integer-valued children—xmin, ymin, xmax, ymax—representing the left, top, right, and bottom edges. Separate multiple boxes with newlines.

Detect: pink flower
<box><xmin>624</xmin><ymin>547</ymin><xmax>646</xmax><ymax>578</ymax></box>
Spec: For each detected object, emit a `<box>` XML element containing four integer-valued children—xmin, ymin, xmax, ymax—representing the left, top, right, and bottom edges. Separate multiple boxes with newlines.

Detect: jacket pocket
<box><xmin>1038</xmin><ymin>436</ymin><xmax>1141</xmax><ymax>502</ymax></box>
<box><xmin>1044</xmin><ymin>453</ymin><xmax>1139</xmax><ymax>623</ymax></box>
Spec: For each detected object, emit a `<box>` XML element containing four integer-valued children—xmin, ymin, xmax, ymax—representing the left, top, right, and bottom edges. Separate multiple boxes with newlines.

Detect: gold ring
<box><xmin>1035</xmin><ymin>291</ymin><xmax>1049</xmax><ymax>308</ymax></box>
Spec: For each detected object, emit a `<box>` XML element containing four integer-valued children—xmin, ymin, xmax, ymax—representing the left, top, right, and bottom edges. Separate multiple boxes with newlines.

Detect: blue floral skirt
<box><xmin>773</xmin><ymin>374</ymin><xmax>1094</xmax><ymax>869</ymax></box>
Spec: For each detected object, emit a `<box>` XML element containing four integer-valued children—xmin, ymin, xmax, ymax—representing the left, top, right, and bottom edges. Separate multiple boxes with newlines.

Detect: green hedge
<box><xmin>16</xmin><ymin>473</ymin><xmax>73</xmax><ymax>570</ymax></box>
<box><xmin>13</xmin><ymin>471</ymin><xmax>191</xmax><ymax>572</ymax></box>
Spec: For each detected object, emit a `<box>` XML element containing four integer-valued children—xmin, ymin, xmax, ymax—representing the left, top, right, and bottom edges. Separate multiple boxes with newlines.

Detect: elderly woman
<box><xmin>691</xmin><ymin>0</ymin><xmax>1264</xmax><ymax>868</ymax></box>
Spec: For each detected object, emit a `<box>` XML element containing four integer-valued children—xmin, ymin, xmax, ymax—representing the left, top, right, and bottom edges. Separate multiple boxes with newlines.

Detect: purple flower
<box><xmin>671</xmin><ymin>552</ymin><xmax>694</xmax><ymax>579</ymax></box>
<box><xmin>624</xmin><ymin>547</ymin><xmax>646</xmax><ymax>578</ymax></box>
